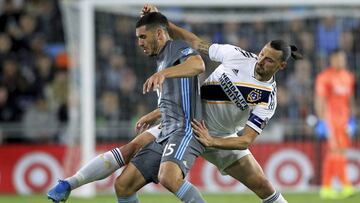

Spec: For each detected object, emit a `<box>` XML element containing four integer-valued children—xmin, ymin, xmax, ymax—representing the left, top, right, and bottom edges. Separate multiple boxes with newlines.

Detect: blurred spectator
<box><xmin>97</xmin><ymin>91</ymin><xmax>121</xmax><ymax>140</ymax></box>
<box><xmin>0</xmin><ymin>85</ymin><xmax>22</xmax><ymax>122</ymax></box>
<box><xmin>22</xmin><ymin>95</ymin><xmax>58</xmax><ymax>143</ymax></box>
<box><xmin>0</xmin><ymin>32</ymin><xmax>13</xmax><ymax>61</ymax></box>
<box><xmin>248</xmin><ymin>19</ymin><xmax>268</xmax><ymax>53</ymax></box>
<box><xmin>118</xmin><ymin>68</ymin><xmax>140</xmax><ymax>120</ymax></box>
<box><xmin>316</xmin><ymin>16</ymin><xmax>341</xmax><ymax>57</ymax></box>
<box><xmin>287</xmin><ymin>59</ymin><xmax>313</xmax><ymax>120</ymax></box>
<box><xmin>102</xmin><ymin>53</ymin><xmax>131</xmax><ymax>91</ymax></box>
<box><xmin>0</xmin><ymin>58</ymin><xmax>29</xmax><ymax>108</ymax></box>
<box><xmin>28</xmin><ymin>54</ymin><xmax>55</xmax><ymax>96</ymax></box>
<box><xmin>46</xmin><ymin>69</ymin><xmax>68</xmax><ymax>122</ymax></box>
<box><xmin>0</xmin><ymin>0</ymin><xmax>22</xmax><ymax>33</ymax></box>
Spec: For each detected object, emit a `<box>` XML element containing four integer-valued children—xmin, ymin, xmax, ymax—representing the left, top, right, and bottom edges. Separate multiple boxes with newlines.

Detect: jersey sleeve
<box><xmin>209</xmin><ymin>43</ymin><xmax>257</xmax><ymax>64</ymax></box>
<box><xmin>170</xmin><ymin>40</ymin><xmax>200</xmax><ymax>65</ymax></box>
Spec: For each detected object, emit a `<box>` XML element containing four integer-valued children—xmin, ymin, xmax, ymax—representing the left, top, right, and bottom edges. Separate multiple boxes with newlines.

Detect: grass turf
<box><xmin>0</xmin><ymin>193</ymin><xmax>359</xmax><ymax>203</ymax></box>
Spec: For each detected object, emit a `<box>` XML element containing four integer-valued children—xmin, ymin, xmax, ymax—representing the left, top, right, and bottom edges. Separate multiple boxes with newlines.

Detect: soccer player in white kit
<box><xmin>47</xmin><ymin>5</ymin><xmax>301</xmax><ymax>203</ymax></box>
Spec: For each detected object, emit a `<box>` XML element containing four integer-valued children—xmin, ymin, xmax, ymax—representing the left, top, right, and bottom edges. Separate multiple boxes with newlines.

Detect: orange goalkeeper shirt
<box><xmin>315</xmin><ymin>67</ymin><xmax>354</xmax><ymax>124</ymax></box>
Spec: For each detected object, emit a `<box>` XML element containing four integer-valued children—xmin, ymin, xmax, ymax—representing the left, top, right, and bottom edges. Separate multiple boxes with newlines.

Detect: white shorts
<box><xmin>202</xmin><ymin>147</ymin><xmax>251</xmax><ymax>175</ymax></box>
<box><xmin>145</xmin><ymin>124</ymin><xmax>161</xmax><ymax>138</ymax></box>
<box><xmin>146</xmin><ymin>128</ymin><xmax>251</xmax><ymax>174</ymax></box>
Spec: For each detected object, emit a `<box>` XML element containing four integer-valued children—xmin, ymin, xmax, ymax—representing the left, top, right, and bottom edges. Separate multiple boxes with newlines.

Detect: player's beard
<box><xmin>148</xmin><ymin>37</ymin><xmax>159</xmax><ymax>57</ymax></box>
<box><xmin>255</xmin><ymin>63</ymin><xmax>265</xmax><ymax>75</ymax></box>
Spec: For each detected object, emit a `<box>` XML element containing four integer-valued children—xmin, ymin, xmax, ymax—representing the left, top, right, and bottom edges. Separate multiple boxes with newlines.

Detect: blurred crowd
<box><xmin>0</xmin><ymin>0</ymin><xmax>359</xmax><ymax>143</ymax></box>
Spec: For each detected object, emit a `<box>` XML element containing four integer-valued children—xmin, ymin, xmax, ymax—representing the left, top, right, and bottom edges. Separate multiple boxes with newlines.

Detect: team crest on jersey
<box><xmin>247</xmin><ymin>89</ymin><xmax>262</xmax><ymax>102</ymax></box>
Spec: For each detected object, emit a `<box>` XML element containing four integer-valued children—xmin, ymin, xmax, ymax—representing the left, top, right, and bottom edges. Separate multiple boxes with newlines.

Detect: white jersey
<box><xmin>201</xmin><ymin>44</ymin><xmax>277</xmax><ymax>136</ymax></box>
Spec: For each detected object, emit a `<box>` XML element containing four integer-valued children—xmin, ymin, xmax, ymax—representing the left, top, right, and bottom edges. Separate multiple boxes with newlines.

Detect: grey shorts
<box><xmin>131</xmin><ymin>131</ymin><xmax>205</xmax><ymax>183</ymax></box>
<box><xmin>131</xmin><ymin>141</ymin><xmax>163</xmax><ymax>184</ymax></box>
<box><xmin>161</xmin><ymin>131</ymin><xmax>205</xmax><ymax>177</ymax></box>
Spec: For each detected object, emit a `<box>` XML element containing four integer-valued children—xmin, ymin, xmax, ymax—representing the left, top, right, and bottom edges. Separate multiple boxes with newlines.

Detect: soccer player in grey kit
<box><xmin>115</xmin><ymin>12</ymin><xmax>206</xmax><ymax>203</ymax></box>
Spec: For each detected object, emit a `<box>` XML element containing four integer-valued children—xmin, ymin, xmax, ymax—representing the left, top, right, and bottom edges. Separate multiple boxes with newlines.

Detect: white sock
<box><xmin>65</xmin><ymin>148</ymin><xmax>124</xmax><ymax>189</ymax></box>
<box><xmin>262</xmin><ymin>191</ymin><xmax>287</xmax><ymax>203</ymax></box>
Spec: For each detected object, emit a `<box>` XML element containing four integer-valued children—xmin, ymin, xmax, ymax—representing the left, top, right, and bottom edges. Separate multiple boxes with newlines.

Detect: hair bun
<box><xmin>290</xmin><ymin>45</ymin><xmax>303</xmax><ymax>60</ymax></box>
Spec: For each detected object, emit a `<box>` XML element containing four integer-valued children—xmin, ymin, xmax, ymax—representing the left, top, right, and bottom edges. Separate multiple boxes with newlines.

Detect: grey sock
<box><xmin>175</xmin><ymin>181</ymin><xmax>206</xmax><ymax>203</ymax></box>
<box><xmin>117</xmin><ymin>193</ymin><xmax>139</xmax><ymax>203</ymax></box>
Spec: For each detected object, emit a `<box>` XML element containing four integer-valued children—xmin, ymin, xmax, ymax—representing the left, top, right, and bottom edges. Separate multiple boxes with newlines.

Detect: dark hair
<box><xmin>329</xmin><ymin>48</ymin><xmax>344</xmax><ymax>57</ymax></box>
<box><xmin>136</xmin><ymin>12</ymin><xmax>169</xmax><ymax>32</ymax></box>
<box><xmin>270</xmin><ymin>40</ymin><xmax>303</xmax><ymax>61</ymax></box>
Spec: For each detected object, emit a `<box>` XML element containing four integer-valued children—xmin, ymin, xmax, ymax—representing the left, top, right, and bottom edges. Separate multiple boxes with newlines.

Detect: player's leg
<box><xmin>158</xmin><ymin>134</ymin><xmax>206</xmax><ymax>203</ymax></box>
<box><xmin>115</xmin><ymin>140</ymin><xmax>164</xmax><ymax>203</ymax></box>
<box><xmin>320</xmin><ymin>122</ymin><xmax>347</xmax><ymax>199</ymax></box>
<box><xmin>202</xmin><ymin>148</ymin><xmax>287</xmax><ymax>203</ymax></box>
<box><xmin>47</xmin><ymin>127</ymin><xmax>158</xmax><ymax>202</ymax></box>
<box><xmin>114</xmin><ymin>163</ymin><xmax>147</xmax><ymax>203</ymax></box>
<box><xmin>333</xmin><ymin>123</ymin><xmax>355</xmax><ymax>198</ymax></box>
<box><xmin>224</xmin><ymin>154</ymin><xmax>287</xmax><ymax>203</ymax></box>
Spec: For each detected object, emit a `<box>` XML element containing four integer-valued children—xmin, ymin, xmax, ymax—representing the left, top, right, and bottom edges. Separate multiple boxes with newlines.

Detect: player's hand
<box><xmin>191</xmin><ymin>119</ymin><xmax>214</xmax><ymax>147</ymax></box>
<box><xmin>348</xmin><ymin>117</ymin><xmax>357</xmax><ymax>138</ymax></box>
<box><xmin>315</xmin><ymin>120</ymin><xmax>328</xmax><ymax>139</ymax></box>
<box><xmin>143</xmin><ymin>72</ymin><xmax>165</xmax><ymax>94</ymax></box>
<box><xmin>140</xmin><ymin>4</ymin><xmax>158</xmax><ymax>17</ymax></box>
<box><xmin>135</xmin><ymin>115</ymin><xmax>156</xmax><ymax>134</ymax></box>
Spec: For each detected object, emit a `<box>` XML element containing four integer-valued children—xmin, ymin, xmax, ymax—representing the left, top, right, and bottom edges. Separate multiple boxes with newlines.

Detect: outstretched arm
<box><xmin>168</xmin><ymin>22</ymin><xmax>211</xmax><ymax>56</ymax></box>
<box><xmin>143</xmin><ymin>54</ymin><xmax>204</xmax><ymax>93</ymax></box>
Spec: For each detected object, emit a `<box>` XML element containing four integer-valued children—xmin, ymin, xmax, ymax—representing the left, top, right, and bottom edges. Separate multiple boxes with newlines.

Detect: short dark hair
<box><xmin>270</xmin><ymin>40</ymin><xmax>303</xmax><ymax>61</ymax></box>
<box><xmin>329</xmin><ymin>48</ymin><xmax>344</xmax><ymax>57</ymax></box>
<box><xmin>136</xmin><ymin>12</ymin><xmax>169</xmax><ymax>32</ymax></box>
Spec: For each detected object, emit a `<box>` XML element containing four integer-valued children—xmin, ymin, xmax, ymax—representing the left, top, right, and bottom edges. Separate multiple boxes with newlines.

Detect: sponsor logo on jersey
<box><xmin>247</xmin><ymin>89</ymin><xmax>262</xmax><ymax>102</ymax></box>
<box><xmin>181</xmin><ymin>47</ymin><xmax>194</xmax><ymax>56</ymax></box>
<box><xmin>157</xmin><ymin>61</ymin><xmax>165</xmax><ymax>71</ymax></box>
<box><xmin>232</xmin><ymin>69</ymin><xmax>239</xmax><ymax>76</ymax></box>
<box><xmin>219</xmin><ymin>73</ymin><xmax>248</xmax><ymax>110</ymax></box>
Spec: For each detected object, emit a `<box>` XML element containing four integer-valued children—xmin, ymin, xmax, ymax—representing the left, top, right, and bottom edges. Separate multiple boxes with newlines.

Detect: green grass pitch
<box><xmin>0</xmin><ymin>193</ymin><xmax>359</xmax><ymax>203</ymax></box>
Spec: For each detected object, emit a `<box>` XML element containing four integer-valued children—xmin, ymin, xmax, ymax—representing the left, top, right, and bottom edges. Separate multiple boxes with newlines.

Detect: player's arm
<box><xmin>168</xmin><ymin>22</ymin><xmax>211</xmax><ymax>56</ymax></box>
<box><xmin>141</xmin><ymin>4</ymin><xmax>211</xmax><ymax>56</ymax></box>
<box><xmin>314</xmin><ymin>74</ymin><xmax>330</xmax><ymax>137</ymax></box>
<box><xmin>191</xmin><ymin>119</ymin><xmax>258</xmax><ymax>150</ymax></box>
<box><xmin>143</xmin><ymin>54</ymin><xmax>205</xmax><ymax>93</ymax></box>
<box><xmin>314</xmin><ymin>95</ymin><xmax>326</xmax><ymax>119</ymax></box>
<box><xmin>135</xmin><ymin>108</ymin><xmax>161</xmax><ymax>133</ymax></box>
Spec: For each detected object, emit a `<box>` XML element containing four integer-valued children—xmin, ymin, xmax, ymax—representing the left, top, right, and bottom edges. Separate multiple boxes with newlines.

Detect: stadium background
<box><xmin>0</xmin><ymin>0</ymin><xmax>359</xmax><ymax>202</ymax></box>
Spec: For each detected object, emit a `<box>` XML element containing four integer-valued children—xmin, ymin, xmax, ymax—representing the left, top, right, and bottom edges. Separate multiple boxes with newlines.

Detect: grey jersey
<box><xmin>155</xmin><ymin>40</ymin><xmax>202</xmax><ymax>142</ymax></box>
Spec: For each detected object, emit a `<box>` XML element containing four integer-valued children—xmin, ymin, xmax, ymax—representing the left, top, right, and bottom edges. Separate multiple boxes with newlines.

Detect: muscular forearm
<box><xmin>160</xmin><ymin>55</ymin><xmax>205</xmax><ymax>78</ymax></box>
<box><xmin>169</xmin><ymin>22</ymin><xmax>210</xmax><ymax>56</ymax></box>
<box><xmin>211</xmin><ymin>135</ymin><xmax>255</xmax><ymax>150</ymax></box>
<box><xmin>149</xmin><ymin>108</ymin><xmax>161</xmax><ymax>120</ymax></box>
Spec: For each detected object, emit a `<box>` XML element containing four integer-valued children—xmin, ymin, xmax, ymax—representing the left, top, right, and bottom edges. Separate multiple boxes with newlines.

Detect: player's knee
<box><xmin>114</xmin><ymin>176</ymin><xmax>133</xmax><ymax>197</ymax></box>
<box><xmin>158</xmin><ymin>170</ymin><xmax>171</xmax><ymax>188</ymax></box>
<box><xmin>158</xmin><ymin>170</ymin><xmax>182</xmax><ymax>192</ymax></box>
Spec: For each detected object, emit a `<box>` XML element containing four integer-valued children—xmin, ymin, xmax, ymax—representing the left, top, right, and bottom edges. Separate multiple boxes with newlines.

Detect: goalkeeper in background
<box><xmin>315</xmin><ymin>49</ymin><xmax>357</xmax><ymax>199</ymax></box>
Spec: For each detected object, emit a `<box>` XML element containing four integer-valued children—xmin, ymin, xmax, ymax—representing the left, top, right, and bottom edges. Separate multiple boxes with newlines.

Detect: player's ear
<box><xmin>156</xmin><ymin>28</ymin><xmax>164</xmax><ymax>39</ymax></box>
<box><xmin>279</xmin><ymin>61</ymin><xmax>287</xmax><ymax>70</ymax></box>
